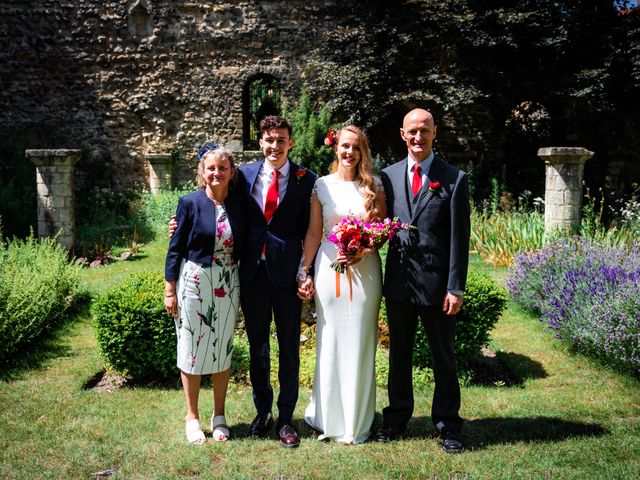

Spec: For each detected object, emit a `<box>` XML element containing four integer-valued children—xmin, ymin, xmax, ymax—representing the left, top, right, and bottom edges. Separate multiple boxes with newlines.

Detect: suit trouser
<box><xmin>241</xmin><ymin>262</ymin><xmax>301</xmax><ymax>424</ymax></box>
<box><xmin>383</xmin><ymin>299</ymin><xmax>463</xmax><ymax>434</ymax></box>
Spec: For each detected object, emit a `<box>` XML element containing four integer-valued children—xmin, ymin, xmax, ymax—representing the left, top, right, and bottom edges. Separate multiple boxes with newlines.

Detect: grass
<box><xmin>1</xmin><ymin>246</ymin><xmax>639</xmax><ymax>479</ymax></box>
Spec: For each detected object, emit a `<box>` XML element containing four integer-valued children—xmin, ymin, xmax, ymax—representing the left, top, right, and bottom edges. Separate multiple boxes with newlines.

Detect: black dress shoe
<box><xmin>442</xmin><ymin>431</ymin><xmax>464</xmax><ymax>453</ymax></box>
<box><xmin>375</xmin><ymin>425</ymin><xmax>404</xmax><ymax>443</ymax></box>
<box><xmin>277</xmin><ymin>423</ymin><xmax>300</xmax><ymax>448</ymax></box>
<box><xmin>248</xmin><ymin>412</ymin><xmax>274</xmax><ymax>438</ymax></box>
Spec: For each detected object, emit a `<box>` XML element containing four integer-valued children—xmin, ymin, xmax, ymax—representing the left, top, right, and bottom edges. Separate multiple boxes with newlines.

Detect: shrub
<box><xmin>377</xmin><ymin>268</ymin><xmax>507</xmax><ymax>369</ymax></box>
<box><xmin>92</xmin><ymin>272</ymin><xmax>176</xmax><ymax>380</ymax></box>
<box><xmin>507</xmin><ymin>238</ymin><xmax>640</xmax><ymax>375</ymax></box>
<box><xmin>136</xmin><ymin>187</ymin><xmax>193</xmax><ymax>236</ymax></box>
<box><xmin>0</xmin><ymin>235</ymin><xmax>79</xmax><ymax>363</ymax></box>
<box><xmin>409</xmin><ymin>270</ymin><xmax>508</xmax><ymax>369</ymax></box>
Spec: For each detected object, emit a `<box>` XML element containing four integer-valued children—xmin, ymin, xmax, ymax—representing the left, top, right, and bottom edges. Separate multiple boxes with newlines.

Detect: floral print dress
<box><xmin>175</xmin><ymin>203</ymin><xmax>239</xmax><ymax>375</ymax></box>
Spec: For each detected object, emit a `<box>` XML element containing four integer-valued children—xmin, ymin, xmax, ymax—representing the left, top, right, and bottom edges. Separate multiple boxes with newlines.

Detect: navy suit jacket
<box><xmin>238</xmin><ymin>159</ymin><xmax>317</xmax><ymax>287</ymax></box>
<box><xmin>381</xmin><ymin>156</ymin><xmax>470</xmax><ymax>306</ymax></box>
<box><xmin>165</xmin><ymin>188</ymin><xmax>247</xmax><ymax>281</ymax></box>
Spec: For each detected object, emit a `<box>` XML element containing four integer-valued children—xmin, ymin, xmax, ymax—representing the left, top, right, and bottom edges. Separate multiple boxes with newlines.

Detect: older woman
<box><xmin>165</xmin><ymin>143</ymin><xmax>246</xmax><ymax>444</ymax></box>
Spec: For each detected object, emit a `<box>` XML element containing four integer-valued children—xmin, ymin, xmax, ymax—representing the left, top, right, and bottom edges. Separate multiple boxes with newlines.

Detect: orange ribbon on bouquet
<box><xmin>335</xmin><ymin>266</ymin><xmax>353</xmax><ymax>302</ymax></box>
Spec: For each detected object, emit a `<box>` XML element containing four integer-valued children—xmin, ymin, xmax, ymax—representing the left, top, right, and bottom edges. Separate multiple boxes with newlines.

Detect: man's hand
<box><xmin>168</xmin><ymin>215</ymin><xmax>177</xmax><ymax>237</ymax></box>
<box><xmin>442</xmin><ymin>292</ymin><xmax>463</xmax><ymax>316</ymax></box>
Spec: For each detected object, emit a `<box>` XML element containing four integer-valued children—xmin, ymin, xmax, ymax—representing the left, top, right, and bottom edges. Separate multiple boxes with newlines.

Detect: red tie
<box><xmin>264</xmin><ymin>170</ymin><xmax>280</xmax><ymax>222</ymax></box>
<box><xmin>412</xmin><ymin>164</ymin><xmax>422</xmax><ymax>196</ymax></box>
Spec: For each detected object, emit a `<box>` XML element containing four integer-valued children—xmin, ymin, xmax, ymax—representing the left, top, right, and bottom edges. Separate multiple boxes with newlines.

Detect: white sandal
<box><xmin>185</xmin><ymin>418</ymin><xmax>206</xmax><ymax>444</ymax></box>
<box><xmin>211</xmin><ymin>415</ymin><xmax>230</xmax><ymax>442</ymax></box>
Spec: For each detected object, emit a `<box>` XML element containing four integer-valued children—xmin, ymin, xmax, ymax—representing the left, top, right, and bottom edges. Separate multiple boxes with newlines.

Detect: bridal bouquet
<box><xmin>327</xmin><ymin>215</ymin><xmax>413</xmax><ymax>273</ymax></box>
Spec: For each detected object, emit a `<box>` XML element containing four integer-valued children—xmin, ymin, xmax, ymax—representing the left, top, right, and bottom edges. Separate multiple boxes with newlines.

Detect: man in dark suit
<box><xmin>376</xmin><ymin>108</ymin><xmax>470</xmax><ymax>453</ymax></box>
<box><xmin>238</xmin><ymin>116</ymin><xmax>317</xmax><ymax>447</ymax></box>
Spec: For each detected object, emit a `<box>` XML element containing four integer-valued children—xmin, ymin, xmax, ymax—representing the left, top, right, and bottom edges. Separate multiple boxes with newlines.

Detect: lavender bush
<box><xmin>507</xmin><ymin>237</ymin><xmax>640</xmax><ymax>376</ymax></box>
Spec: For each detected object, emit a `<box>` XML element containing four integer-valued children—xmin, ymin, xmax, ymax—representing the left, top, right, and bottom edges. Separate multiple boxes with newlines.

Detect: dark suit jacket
<box><xmin>238</xmin><ymin>159</ymin><xmax>317</xmax><ymax>287</ymax></box>
<box><xmin>165</xmin><ymin>188</ymin><xmax>247</xmax><ymax>281</ymax></box>
<box><xmin>381</xmin><ymin>156</ymin><xmax>470</xmax><ymax>306</ymax></box>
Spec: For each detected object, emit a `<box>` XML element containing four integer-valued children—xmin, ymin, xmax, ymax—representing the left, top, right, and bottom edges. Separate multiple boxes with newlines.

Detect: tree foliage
<box><xmin>302</xmin><ymin>0</ymin><xmax>640</xmax><ymax>199</ymax></box>
<box><xmin>285</xmin><ymin>90</ymin><xmax>338</xmax><ymax>175</ymax></box>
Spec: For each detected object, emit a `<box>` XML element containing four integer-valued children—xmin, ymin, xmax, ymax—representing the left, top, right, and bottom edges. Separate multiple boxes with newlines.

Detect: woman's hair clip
<box><xmin>196</xmin><ymin>141</ymin><xmax>219</xmax><ymax>161</ymax></box>
<box><xmin>324</xmin><ymin>129</ymin><xmax>338</xmax><ymax>147</ymax></box>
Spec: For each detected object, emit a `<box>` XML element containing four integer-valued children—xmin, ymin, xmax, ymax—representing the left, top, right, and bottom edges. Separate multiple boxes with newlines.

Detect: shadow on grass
<box><xmin>403</xmin><ymin>416</ymin><xmax>607</xmax><ymax>449</ymax></box>
<box><xmin>0</xmin><ymin>307</ymin><xmax>86</xmax><ymax>382</ymax></box>
<box><xmin>466</xmin><ymin>350</ymin><xmax>547</xmax><ymax>387</ymax></box>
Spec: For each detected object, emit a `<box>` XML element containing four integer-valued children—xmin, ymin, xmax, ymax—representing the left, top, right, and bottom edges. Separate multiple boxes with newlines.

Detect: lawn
<box><xmin>1</xmin><ymin>240</ymin><xmax>639</xmax><ymax>479</ymax></box>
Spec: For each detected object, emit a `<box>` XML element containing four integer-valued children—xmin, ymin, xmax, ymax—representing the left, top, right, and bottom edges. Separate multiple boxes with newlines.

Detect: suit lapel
<box><xmin>242</xmin><ymin>160</ymin><xmax>267</xmax><ymax>220</ymax></box>
<box><xmin>270</xmin><ymin>159</ymin><xmax>299</xmax><ymax>220</ymax></box>
<box><xmin>411</xmin><ymin>157</ymin><xmax>443</xmax><ymax>222</ymax></box>
<box><xmin>389</xmin><ymin>159</ymin><xmax>412</xmax><ymax>222</ymax></box>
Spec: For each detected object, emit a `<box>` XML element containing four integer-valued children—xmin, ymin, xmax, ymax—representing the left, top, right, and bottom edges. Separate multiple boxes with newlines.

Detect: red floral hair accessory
<box><xmin>324</xmin><ymin>129</ymin><xmax>338</xmax><ymax>147</ymax></box>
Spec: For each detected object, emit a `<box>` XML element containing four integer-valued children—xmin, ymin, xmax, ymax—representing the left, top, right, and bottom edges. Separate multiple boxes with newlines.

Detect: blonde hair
<box><xmin>196</xmin><ymin>147</ymin><xmax>237</xmax><ymax>189</ymax></box>
<box><xmin>330</xmin><ymin>125</ymin><xmax>381</xmax><ymax>221</ymax></box>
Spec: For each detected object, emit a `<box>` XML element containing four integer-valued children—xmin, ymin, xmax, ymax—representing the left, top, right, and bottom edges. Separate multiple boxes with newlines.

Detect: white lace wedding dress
<box><xmin>304</xmin><ymin>173</ymin><xmax>382</xmax><ymax>444</ymax></box>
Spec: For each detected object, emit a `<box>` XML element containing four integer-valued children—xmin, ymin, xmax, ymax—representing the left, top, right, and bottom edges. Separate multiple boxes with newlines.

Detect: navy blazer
<box><xmin>165</xmin><ymin>188</ymin><xmax>247</xmax><ymax>281</ymax></box>
<box><xmin>237</xmin><ymin>159</ymin><xmax>317</xmax><ymax>287</ymax></box>
<box><xmin>381</xmin><ymin>156</ymin><xmax>470</xmax><ymax>306</ymax></box>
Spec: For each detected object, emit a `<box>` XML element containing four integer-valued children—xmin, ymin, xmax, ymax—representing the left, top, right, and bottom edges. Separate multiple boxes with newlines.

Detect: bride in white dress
<box><xmin>297</xmin><ymin>125</ymin><xmax>386</xmax><ymax>444</ymax></box>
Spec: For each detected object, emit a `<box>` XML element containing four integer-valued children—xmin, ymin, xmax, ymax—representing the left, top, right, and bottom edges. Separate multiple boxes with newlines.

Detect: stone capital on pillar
<box><xmin>146</xmin><ymin>152</ymin><xmax>173</xmax><ymax>194</ymax></box>
<box><xmin>26</xmin><ymin>149</ymin><xmax>81</xmax><ymax>249</ymax></box>
<box><xmin>538</xmin><ymin>147</ymin><xmax>595</xmax><ymax>234</ymax></box>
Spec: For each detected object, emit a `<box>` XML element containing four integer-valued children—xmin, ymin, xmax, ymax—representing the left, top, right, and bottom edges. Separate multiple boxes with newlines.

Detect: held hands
<box><xmin>168</xmin><ymin>215</ymin><xmax>177</xmax><ymax>237</ymax></box>
<box><xmin>442</xmin><ymin>292</ymin><xmax>463</xmax><ymax>316</ymax></box>
<box><xmin>297</xmin><ymin>275</ymin><xmax>315</xmax><ymax>300</ymax></box>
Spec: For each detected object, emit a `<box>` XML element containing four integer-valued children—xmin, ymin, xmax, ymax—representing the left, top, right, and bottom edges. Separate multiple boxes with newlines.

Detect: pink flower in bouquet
<box><xmin>328</xmin><ymin>215</ymin><xmax>413</xmax><ymax>272</ymax></box>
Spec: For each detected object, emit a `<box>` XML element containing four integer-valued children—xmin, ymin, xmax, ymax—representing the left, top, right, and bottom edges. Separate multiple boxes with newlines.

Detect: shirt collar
<box><xmin>263</xmin><ymin>159</ymin><xmax>290</xmax><ymax>177</ymax></box>
<box><xmin>408</xmin><ymin>152</ymin><xmax>434</xmax><ymax>175</ymax></box>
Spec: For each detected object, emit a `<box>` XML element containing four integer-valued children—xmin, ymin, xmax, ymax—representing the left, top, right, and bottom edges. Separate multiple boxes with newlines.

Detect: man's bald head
<box><xmin>401</xmin><ymin>108</ymin><xmax>437</xmax><ymax>162</ymax></box>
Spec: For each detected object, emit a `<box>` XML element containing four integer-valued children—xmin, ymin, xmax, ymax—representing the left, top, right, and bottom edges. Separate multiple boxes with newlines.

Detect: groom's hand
<box><xmin>442</xmin><ymin>292</ymin><xmax>463</xmax><ymax>316</ymax></box>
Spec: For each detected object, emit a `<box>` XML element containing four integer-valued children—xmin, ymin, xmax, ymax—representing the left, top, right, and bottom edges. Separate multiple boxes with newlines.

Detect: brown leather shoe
<box><xmin>277</xmin><ymin>423</ymin><xmax>300</xmax><ymax>448</ymax></box>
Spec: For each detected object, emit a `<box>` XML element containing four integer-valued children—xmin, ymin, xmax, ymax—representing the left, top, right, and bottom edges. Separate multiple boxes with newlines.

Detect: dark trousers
<box><xmin>240</xmin><ymin>262</ymin><xmax>301</xmax><ymax>424</ymax></box>
<box><xmin>382</xmin><ymin>299</ymin><xmax>463</xmax><ymax>434</ymax></box>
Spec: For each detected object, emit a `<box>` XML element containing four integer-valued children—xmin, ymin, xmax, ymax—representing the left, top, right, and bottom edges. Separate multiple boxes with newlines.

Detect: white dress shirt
<box><xmin>251</xmin><ymin>159</ymin><xmax>291</xmax><ymax>211</ymax></box>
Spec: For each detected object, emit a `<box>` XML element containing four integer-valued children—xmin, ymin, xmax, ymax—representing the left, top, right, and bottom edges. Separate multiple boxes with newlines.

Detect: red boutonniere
<box><xmin>324</xmin><ymin>129</ymin><xmax>338</xmax><ymax>147</ymax></box>
<box><xmin>428</xmin><ymin>180</ymin><xmax>441</xmax><ymax>193</ymax></box>
<box><xmin>295</xmin><ymin>169</ymin><xmax>307</xmax><ymax>182</ymax></box>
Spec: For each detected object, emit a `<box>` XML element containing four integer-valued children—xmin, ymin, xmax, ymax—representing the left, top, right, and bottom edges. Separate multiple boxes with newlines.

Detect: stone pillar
<box><xmin>147</xmin><ymin>153</ymin><xmax>172</xmax><ymax>194</ymax></box>
<box><xmin>26</xmin><ymin>149</ymin><xmax>81</xmax><ymax>249</ymax></box>
<box><xmin>538</xmin><ymin>147</ymin><xmax>595</xmax><ymax>233</ymax></box>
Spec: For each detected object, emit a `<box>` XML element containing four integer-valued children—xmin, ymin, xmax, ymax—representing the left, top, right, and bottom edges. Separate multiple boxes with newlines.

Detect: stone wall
<box><xmin>0</xmin><ymin>0</ymin><xmax>338</xmax><ymax>189</ymax></box>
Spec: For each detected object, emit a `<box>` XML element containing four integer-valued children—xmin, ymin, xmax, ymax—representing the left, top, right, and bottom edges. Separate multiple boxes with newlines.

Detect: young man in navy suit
<box><xmin>376</xmin><ymin>108</ymin><xmax>470</xmax><ymax>453</ymax></box>
<box><xmin>238</xmin><ymin>116</ymin><xmax>317</xmax><ymax>447</ymax></box>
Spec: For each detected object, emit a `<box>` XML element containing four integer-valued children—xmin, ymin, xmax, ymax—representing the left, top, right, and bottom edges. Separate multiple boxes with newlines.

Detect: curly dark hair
<box><xmin>259</xmin><ymin>115</ymin><xmax>292</xmax><ymax>137</ymax></box>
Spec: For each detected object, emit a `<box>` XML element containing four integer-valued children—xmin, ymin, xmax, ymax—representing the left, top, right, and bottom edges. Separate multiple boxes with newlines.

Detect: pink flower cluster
<box><xmin>327</xmin><ymin>215</ymin><xmax>413</xmax><ymax>272</ymax></box>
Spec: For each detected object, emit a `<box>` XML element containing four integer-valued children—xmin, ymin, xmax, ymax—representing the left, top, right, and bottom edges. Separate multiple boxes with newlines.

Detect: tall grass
<box><xmin>472</xmin><ymin>187</ymin><xmax>640</xmax><ymax>267</ymax></box>
<box><xmin>471</xmin><ymin>206</ymin><xmax>545</xmax><ymax>267</ymax></box>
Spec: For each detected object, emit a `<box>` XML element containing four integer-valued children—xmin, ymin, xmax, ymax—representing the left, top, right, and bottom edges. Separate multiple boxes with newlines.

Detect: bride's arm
<box><xmin>297</xmin><ymin>192</ymin><xmax>323</xmax><ymax>298</ymax></box>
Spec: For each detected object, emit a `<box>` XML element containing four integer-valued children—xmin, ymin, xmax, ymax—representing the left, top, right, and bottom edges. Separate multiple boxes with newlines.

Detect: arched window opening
<box><xmin>128</xmin><ymin>0</ymin><xmax>153</xmax><ymax>38</ymax></box>
<box><xmin>243</xmin><ymin>75</ymin><xmax>282</xmax><ymax>150</ymax></box>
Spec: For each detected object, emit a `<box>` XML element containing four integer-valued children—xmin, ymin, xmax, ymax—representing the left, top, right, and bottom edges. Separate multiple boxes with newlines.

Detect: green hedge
<box><xmin>92</xmin><ymin>272</ymin><xmax>176</xmax><ymax>380</ymax></box>
<box><xmin>0</xmin><ymin>235</ymin><xmax>79</xmax><ymax>363</ymax></box>
<box><xmin>409</xmin><ymin>269</ymin><xmax>508</xmax><ymax>368</ymax></box>
<box><xmin>93</xmin><ymin>271</ymin><xmax>249</xmax><ymax>381</ymax></box>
